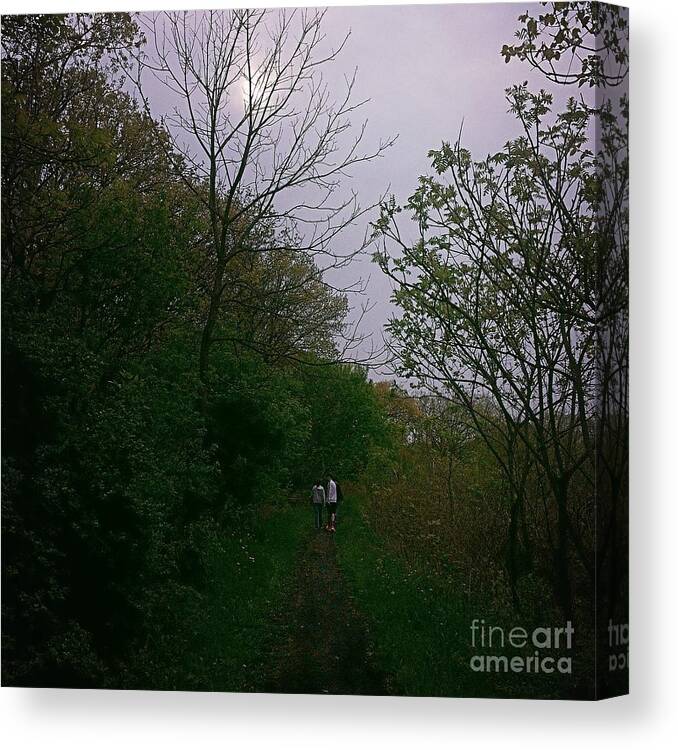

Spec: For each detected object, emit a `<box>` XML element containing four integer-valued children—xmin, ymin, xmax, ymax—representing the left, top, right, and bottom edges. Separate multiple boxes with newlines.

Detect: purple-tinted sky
<box><xmin>141</xmin><ymin>3</ymin><xmax>582</xmax><ymax>368</ymax></box>
<box><xmin>308</xmin><ymin>3</ymin><xmax>582</xmax><ymax>366</ymax></box>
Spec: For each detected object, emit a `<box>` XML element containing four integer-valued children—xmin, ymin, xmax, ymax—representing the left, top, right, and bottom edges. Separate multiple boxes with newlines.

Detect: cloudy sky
<box><xmin>141</xmin><ymin>3</ymin><xmax>581</xmax><ymax>370</ymax></box>
<box><xmin>308</xmin><ymin>3</ymin><xmax>576</xmax><ymax>367</ymax></box>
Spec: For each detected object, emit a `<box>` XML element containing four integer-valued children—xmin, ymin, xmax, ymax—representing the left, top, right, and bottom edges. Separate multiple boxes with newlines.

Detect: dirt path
<box><xmin>264</xmin><ymin>526</ymin><xmax>389</xmax><ymax>696</ymax></box>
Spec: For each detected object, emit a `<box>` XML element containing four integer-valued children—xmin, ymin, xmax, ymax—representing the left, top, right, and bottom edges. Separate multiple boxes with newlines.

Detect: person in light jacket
<box><xmin>311</xmin><ymin>480</ymin><xmax>326</xmax><ymax>530</ymax></box>
<box><xmin>326</xmin><ymin>475</ymin><xmax>338</xmax><ymax>532</ymax></box>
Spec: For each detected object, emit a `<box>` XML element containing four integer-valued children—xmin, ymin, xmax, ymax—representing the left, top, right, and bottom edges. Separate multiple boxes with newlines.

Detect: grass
<box><xmin>135</xmin><ymin>500</ymin><xmax>311</xmax><ymax>692</ymax></box>
<box><xmin>135</xmin><ymin>493</ymin><xmax>586</xmax><ymax>698</ymax></box>
<box><xmin>335</xmin><ymin>493</ymin><xmax>474</xmax><ymax>696</ymax></box>
<box><xmin>335</xmin><ymin>493</ymin><xmax>576</xmax><ymax>698</ymax></box>
<box><xmin>198</xmin><ymin>501</ymin><xmax>311</xmax><ymax>692</ymax></box>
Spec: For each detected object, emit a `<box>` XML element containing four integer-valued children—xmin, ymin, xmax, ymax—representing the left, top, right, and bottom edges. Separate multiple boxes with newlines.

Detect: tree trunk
<box><xmin>553</xmin><ymin>479</ymin><xmax>573</xmax><ymax>620</ymax></box>
<box><xmin>198</xmin><ymin>252</ymin><xmax>227</xmax><ymax>416</ymax></box>
<box><xmin>507</xmin><ymin>493</ymin><xmax>521</xmax><ymax>611</ymax></box>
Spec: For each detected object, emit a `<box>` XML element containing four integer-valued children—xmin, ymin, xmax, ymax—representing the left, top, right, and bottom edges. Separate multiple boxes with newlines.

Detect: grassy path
<box><xmin>264</xmin><ymin>524</ymin><xmax>390</xmax><ymax>696</ymax></box>
<box><xmin>189</xmin><ymin>494</ymin><xmax>584</xmax><ymax>699</ymax></box>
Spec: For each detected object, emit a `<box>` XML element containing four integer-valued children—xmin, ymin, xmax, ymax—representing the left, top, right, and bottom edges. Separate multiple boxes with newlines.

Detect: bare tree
<box><xmin>134</xmin><ymin>9</ymin><xmax>393</xmax><ymax>395</ymax></box>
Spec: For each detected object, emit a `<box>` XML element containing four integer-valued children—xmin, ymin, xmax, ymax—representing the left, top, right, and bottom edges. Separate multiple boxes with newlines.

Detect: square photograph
<box><xmin>1</xmin><ymin>2</ymin><xmax>628</xmax><ymax>699</ymax></box>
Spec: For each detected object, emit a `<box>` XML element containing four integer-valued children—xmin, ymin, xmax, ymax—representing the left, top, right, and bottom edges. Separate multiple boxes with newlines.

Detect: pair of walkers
<box><xmin>311</xmin><ymin>476</ymin><xmax>342</xmax><ymax>532</ymax></box>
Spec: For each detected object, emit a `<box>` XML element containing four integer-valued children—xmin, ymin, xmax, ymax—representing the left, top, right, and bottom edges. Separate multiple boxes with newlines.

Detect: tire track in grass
<box><xmin>265</xmin><ymin>525</ymin><xmax>390</xmax><ymax>696</ymax></box>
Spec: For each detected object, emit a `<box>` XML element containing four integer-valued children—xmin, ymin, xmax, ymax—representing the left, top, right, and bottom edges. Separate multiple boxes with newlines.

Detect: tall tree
<box><xmin>503</xmin><ymin>0</ymin><xmax>629</xmax><ymax>622</ymax></box>
<box><xmin>136</xmin><ymin>9</ymin><xmax>393</xmax><ymax>395</ymax></box>
<box><xmin>374</xmin><ymin>90</ymin><xmax>602</xmax><ymax>614</ymax></box>
<box><xmin>1</xmin><ymin>13</ymin><xmax>143</xmax><ymax>286</ymax></box>
<box><xmin>373</xmin><ymin>1</ymin><xmax>628</xmax><ymax>616</ymax></box>
<box><xmin>1</xmin><ymin>13</ymin><xmax>206</xmax><ymax>686</ymax></box>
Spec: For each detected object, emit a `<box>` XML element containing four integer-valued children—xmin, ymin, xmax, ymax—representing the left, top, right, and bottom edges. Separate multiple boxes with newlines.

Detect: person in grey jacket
<box><xmin>311</xmin><ymin>480</ymin><xmax>326</xmax><ymax>530</ymax></box>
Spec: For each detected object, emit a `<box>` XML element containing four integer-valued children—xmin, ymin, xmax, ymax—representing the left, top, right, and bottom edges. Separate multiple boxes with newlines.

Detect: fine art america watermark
<box><xmin>469</xmin><ymin>619</ymin><xmax>630</xmax><ymax>675</ymax></box>
<box><xmin>469</xmin><ymin>619</ymin><xmax>574</xmax><ymax>674</ymax></box>
<box><xmin>608</xmin><ymin>620</ymin><xmax>629</xmax><ymax>672</ymax></box>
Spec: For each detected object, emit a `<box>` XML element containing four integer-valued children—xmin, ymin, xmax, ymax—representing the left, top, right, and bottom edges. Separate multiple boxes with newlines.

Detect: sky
<box><xmin>140</xmin><ymin>3</ymin><xmax>582</xmax><ymax>372</ymax></box>
<box><xmin>303</xmin><ymin>3</ymin><xmax>578</xmax><ymax>369</ymax></box>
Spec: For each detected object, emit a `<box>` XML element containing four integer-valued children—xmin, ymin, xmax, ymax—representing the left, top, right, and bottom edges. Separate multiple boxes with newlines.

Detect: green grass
<box><xmin>135</xmin><ymin>493</ymin><xmax>582</xmax><ymax>697</ymax></box>
<box><xmin>336</xmin><ymin>494</ymin><xmax>572</xmax><ymax>698</ymax></box>
<box><xmin>134</xmin><ymin>501</ymin><xmax>310</xmax><ymax>692</ymax></box>
<box><xmin>198</xmin><ymin>501</ymin><xmax>310</xmax><ymax>692</ymax></box>
<box><xmin>335</xmin><ymin>494</ymin><xmax>474</xmax><ymax>696</ymax></box>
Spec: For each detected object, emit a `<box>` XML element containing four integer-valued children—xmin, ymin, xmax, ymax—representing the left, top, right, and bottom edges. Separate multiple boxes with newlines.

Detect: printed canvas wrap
<box><xmin>1</xmin><ymin>2</ymin><xmax>629</xmax><ymax>700</ymax></box>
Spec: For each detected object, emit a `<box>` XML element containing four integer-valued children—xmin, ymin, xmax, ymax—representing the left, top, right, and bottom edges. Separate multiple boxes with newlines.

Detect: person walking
<box><xmin>326</xmin><ymin>475</ymin><xmax>338</xmax><ymax>532</ymax></box>
<box><xmin>311</xmin><ymin>480</ymin><xmax>325</xmax><ymax>530</ymax></box>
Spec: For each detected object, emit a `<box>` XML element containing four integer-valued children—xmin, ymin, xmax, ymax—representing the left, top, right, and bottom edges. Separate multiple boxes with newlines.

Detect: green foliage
<box><xmin>370</xmin><ymin>0</ymin><xmax>627</xmax><ymax>630</ymax></box>
<box><xmin>501</xmin><ymin>1</ymin><xmax>629</xmax><ymax>87</ymax></box>
<box><xmin>127</xmin><ymin>502</ymin><xmax>310</xmax><ymax>692</ymax></box>
<box><xmin>208</xmin><ymin>348</ymin><xmax>310</xmax><ymax>510</ymax></box>
<box><xmin>1</xmin><ymin>12</ymin><xmax>392</xmax><ymax>688</ymax></box>
<box><xmin>2</xmin><ymin>5</ymin><xmax>627</xmax><ymax>696</ymax></box>
<box><xmin>337</xmin><ymin>493</ymin><xmax>587</xmax><ymax>698</ymax></box>
<box><xmin>296</xmin><ymin>364</ymin><xmax>394</xmax><ymax>484</ymax></box>
<box><xmin>371</xmin><ymin>79</ymin><xmax>627</xmax><ymax>617</ymax></box>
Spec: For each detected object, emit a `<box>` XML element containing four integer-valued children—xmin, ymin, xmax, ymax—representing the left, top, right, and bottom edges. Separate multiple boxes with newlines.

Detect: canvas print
<box><xmin>1</xmin><ymin>2</ymin><xmax>628</xmax><ymax>699</ymax></box>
